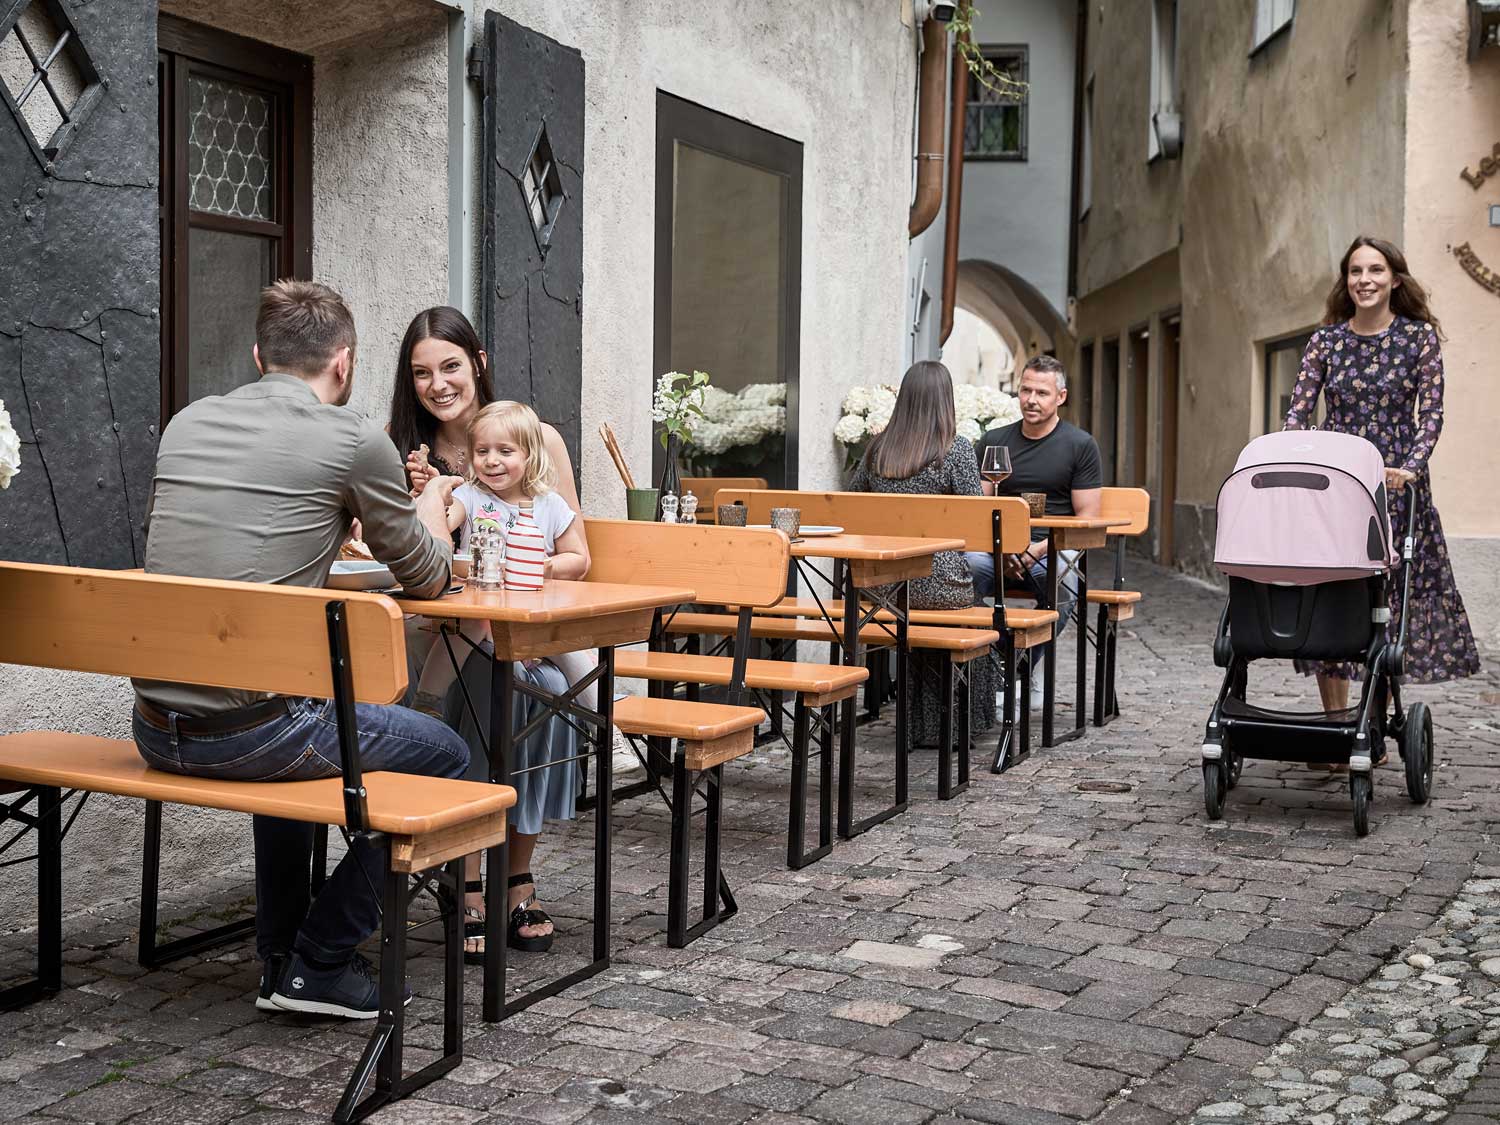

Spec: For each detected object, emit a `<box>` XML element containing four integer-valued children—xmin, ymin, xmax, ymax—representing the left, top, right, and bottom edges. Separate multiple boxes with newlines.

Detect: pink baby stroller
<box><xmin>1202</xmin><ymin>430</ymin><xmax>1433</xmax><ymax>836</ymax></box>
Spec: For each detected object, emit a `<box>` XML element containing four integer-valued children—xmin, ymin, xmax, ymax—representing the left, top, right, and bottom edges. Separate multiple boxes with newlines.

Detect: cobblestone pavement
<box><xmin>0</xmin><ymin>561</ymin><xmax>1496</xmax><ymax>1124</ymax></box>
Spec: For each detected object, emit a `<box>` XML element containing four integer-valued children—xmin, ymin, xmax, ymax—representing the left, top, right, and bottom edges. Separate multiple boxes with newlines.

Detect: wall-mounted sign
<box><xmin>1454</xmin><ymin>243</ymin><xmax>1500</xmax><ymax>295</ymax></box>
<box><xmin>1460</xmin><ymin>141</ymin><xmax>1500</xmax><ymax>188</ymax></box>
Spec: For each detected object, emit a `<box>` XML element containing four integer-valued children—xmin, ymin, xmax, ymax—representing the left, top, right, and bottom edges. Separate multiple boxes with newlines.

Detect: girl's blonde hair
<box><xmin>467</xmin><ymin>400</ymin><xmax>555</xmax><ymax>497</ymax></box>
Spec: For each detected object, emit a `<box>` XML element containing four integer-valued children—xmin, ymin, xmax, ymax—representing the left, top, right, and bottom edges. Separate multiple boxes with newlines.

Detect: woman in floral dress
<box><xmin>1284</xmin><ymin>235</ymin><xmax>1480</xmax><ymax>722</ymax></box>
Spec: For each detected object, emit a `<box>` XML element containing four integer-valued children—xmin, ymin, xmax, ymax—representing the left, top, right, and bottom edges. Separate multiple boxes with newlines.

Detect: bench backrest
<box><xmin>714</xmin><ymin>490</ymin><xmax>1033</xmax><ymax>554</ymax></box>
<box><xmin>1100</xmin><ymin>486</ymin><xmax>1151</xmax><ymax>537</ymax></box>
<box><xmin>679</xmin><ymin>477</ymin><xmax>768</xmax><ymax>519</ymax></box>
<box><xmin>0</xmin><ymin>562</ymin><xmax>408</xmax><ymax>704</ymax></box>
<box><xmin>582</xmin><ymin>519</ymin><xmax>789</xmax><ymax>608</ymax></box>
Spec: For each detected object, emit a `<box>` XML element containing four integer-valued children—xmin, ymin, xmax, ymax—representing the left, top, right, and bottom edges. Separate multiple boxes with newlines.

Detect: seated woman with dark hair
<box><xmin>847</xmin><ymin>360</ymin><xmax>996</xmax><ymax>746</ymax></box>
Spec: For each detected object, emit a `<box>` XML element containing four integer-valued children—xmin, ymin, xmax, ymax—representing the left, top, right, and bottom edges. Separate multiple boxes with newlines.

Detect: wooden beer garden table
<box><xmin>1026</xmin><ymin>515</ymin><xmax>1131</xmax><ymax>747</ymax></box>
<box><xmin>779</xmin><ymin>533</ymin><xmax>964</xmax><ymax>837</ymax></box>
<box><xmin>391</xmin><ymin>578</ymin><xmax>693</xmax><ymax>1021</ymax></box>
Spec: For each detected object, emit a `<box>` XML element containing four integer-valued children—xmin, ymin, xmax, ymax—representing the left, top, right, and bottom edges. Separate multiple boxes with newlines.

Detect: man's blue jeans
<box><xmin>966</xmin><ymin>548</ymin><xmax>1080</xmax><ymax>636</ymax></box>
<box><xmin>133</xmin><ymin>698</ymin><xmax>470</xmax><ymax>966</ymax></box>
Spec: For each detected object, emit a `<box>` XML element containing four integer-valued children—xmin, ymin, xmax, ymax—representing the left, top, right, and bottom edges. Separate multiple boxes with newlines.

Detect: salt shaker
<box><xmin>471</xmin><ymin>528</ymin><xmax>504</xmax><ymax>590</ymax></box>
<box><xmin>660</xmin><ymin>492</ymin><xmax>679</xmax><ymax>524</ymax></box>
<box><xmin>680</xmin><ymin>490</ymin><xmax>698</xmax><ymax>525</ymax></box>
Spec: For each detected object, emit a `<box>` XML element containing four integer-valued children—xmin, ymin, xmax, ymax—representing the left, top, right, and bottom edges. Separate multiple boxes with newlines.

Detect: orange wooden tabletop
<box><xmin>394</xmin><ymin>579</ymin><xmax>695</xmax><ymax>624</ymax></box>
<box><xmin>788</xmin><ymin>533</ymin><xmax>967</xmax><ymax>561</ymax></box>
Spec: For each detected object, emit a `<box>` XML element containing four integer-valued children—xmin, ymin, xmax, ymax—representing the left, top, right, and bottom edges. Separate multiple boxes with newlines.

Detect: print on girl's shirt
<box><xmin>472</xmin><ymin>499</ymin><xmax>513</xmax><ymax>535</ymax></box>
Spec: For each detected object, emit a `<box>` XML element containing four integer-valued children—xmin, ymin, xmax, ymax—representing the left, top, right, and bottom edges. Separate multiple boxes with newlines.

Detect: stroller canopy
<box><xmin>1215</xmin><ymin>430</ymin><xmax>1396</xmax><ymax>586</ymax></box>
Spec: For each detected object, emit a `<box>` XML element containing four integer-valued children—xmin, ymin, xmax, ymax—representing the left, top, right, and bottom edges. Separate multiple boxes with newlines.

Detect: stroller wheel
<box><xmin>1401</xmin><ymin>702</ymin><xmax>1434</xmax><ymax>805</ymax></box>
<box><xmin>1351</xmin><ymin>773</ymin><xmax>1371</xmax><ymax>837</ymax></box>
<box><xmin>1203</xmin><ymin>759</ymin><xmax>1227</xmax><ymax>821</ymax></box>
<box><xmin>1226</xmin><ymin>746</ymin><xmax>1243</xmax><ymax>790</ymax></box>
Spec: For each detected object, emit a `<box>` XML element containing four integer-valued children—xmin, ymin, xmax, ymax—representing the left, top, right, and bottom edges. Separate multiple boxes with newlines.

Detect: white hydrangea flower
<box><xmin>869</xmin><ymin>387</ymin><xmax>897</xmax><ymax>416</ymax></box>
<box><xmin>953</xmin><ymin>384</ymin><xmax>982</xmax><ymax>423</ymax></box>
<box><xmin>738</xmin><ymin>383</ymin><xmax>786</xmax><ymax>406</ymax></box>
<box><xmin>833</xmin><ymin>414</ymin><xmax>867</xmax><ymax>445</ymax></box>
<box><xmin>985</xmin><ymin>392</ymin><xmax>1023</xmax><ymax>428</ymax></box>
<box><xmin>0</xmin><ymin>398</ymin><xmax>20</xmax><ymax>490</ymax></box>
<box><xmin>866</xmin><ymin>400</ymin><xmax>895</xmax><ymax>436</ymax></box>
<box><xmin>957</xmin><ymin>418</ymin><xmax>983</xmax><ymax>443</ymax></box>
<box><xmin>842</xmin><ymin>385</ymin><xmax>874</xmax><ymax>416</ymax></box>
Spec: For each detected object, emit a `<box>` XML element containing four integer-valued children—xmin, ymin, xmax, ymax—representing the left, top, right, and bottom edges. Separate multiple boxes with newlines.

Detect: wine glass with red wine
<box><xmin>981</xmin><ymin>445</ymin><xmax>1012</xmax><ymax>489</ymax></box>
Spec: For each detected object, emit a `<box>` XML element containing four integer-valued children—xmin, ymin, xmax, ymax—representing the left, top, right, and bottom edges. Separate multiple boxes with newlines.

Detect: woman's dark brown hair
<box><xmin>864</xmin><ymin>360</ymin><xmax>958</xmax><ymax>480</ymax></box>
<box><xmin>1322</xmin><ymin>235</ymin><xmax>1443</xmax><ymax>338</ymax></box>
<box><xmin>388</xmin><ymin>306</ymin><xmax>496</xmax><ymax>479</ymax></box>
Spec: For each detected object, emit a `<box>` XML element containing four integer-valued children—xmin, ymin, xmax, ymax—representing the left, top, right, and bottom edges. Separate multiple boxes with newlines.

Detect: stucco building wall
<box><xmin>1403</xmin><ymin>4</ymin><xmax>1500</xmax><ymax>538</ymax></box>
<box><xmin>958</xmin><ymin>0</ymin><xmax>1076</xmax><ymax>319</ymax></box>
<box><xmin>1074</xmin><ymin>0</ymin><xmax>1409</xmax><ymax>573</ymax></box>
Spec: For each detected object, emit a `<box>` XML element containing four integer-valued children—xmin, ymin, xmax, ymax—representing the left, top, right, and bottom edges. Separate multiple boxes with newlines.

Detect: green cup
<box><xmin>626</xmin><ymin>488</ymin><xmax>660</xmax><ymax>521</ymax></box>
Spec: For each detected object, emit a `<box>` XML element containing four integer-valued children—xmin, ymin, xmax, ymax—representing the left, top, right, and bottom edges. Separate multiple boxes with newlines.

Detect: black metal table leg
<box><xmin>1041</xmin><ymin>530</ymin><xmax>1059</xmax><ymax>748</ymax></box>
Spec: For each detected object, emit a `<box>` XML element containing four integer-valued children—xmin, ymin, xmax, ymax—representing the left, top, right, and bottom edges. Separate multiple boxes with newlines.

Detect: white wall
<box><xmin>957</xmin><ymin>0</ymin><xmax>1076</xmax><ymax>320</ymax></box>
<box><xmin>458</xmin><ymin>0</ymin><xmax>918</xmax><ymax>498</ymax></box>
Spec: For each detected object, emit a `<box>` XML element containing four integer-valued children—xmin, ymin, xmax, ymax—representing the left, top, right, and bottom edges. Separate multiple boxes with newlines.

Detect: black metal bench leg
<box><xmin>1093</xmin><ymin>603</ymin><xmax>1110</xmax><ymax>727</ymax></box>
<box><xmin>0</xmin><ymin>786</ymin><xmax>63</xmax><ymax>1011</ymax></box>
<box><xmin>1019</xmin><ymin>653</ymin><xmax>1033</xmax><ymax>758</ymax></box>
<box><xmin>787</xmin><ymin>696</ymin><xmax>833</xmax><ymax>869</ymax></box>
<box><xmin>993</xmin><ymin>633</ymin><xmax>1018</xmax><ymax>773</ymax></box>
<box><xmin>938</xmin><ymin>656</ymin><xmax>955</xmax><ymax>800</ymax></box>
<box><xmin>1105</xmin><ymin>614</ymin><xmax>1121</xmax><ymax>722</ymax></box>
<box><xmin>958</xmin><ymin>666</ymin><xmax>971</xmax><ymax>793</ymax></box>
<box><xmin>138</xmin><ymin>799</ymin><xmax>256</xmax><ymax>969</ymax></box>
<box><xmin>668</xmin><ymin>756</ymin><xmax>691</xmax><ymax>947</ymax></box>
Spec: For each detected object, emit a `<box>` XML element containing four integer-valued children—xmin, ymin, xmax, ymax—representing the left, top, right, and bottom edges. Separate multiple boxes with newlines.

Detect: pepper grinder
<box><xmin>660</xmin><ymin>492</ymin><xmax>679</xmax><ymax>524</ymax></box>
<box><xmin>680</xmin><ymin>490</ymin><xmax>698</xmax><ymax>525</ymax></box>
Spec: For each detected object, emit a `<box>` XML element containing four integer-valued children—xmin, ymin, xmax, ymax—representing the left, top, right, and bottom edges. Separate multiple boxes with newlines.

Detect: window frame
<box><xmin>1249</xmin><ymin>0</ymin><xmax>1296</xmax><ymax>56</ymax></box>
<box><xmin>1147</xmin><ymin>0</ymin><xmax>1178</xmax><ymax>162</ymax></box>
<box><xmin>157</xmin><ymin>15</ymin><xmax>312</xmax><ymax>424</ymax></box>
<box><xmin>1262</xmin><ymin>331</ymin><xmax>1314</xmax><ymax>435</ymax></box>
<box><xmin>963</xmin><ymin>44</ymin><xmax>1029</xmax><ymax>163</ymax></box>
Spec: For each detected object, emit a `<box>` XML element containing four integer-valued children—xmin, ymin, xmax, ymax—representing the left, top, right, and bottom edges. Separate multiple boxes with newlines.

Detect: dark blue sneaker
<box><xmin>269</xmin><ymin>953</ymin><xmax>409</xmax><ymax>1020</ymax></box>
<box><xmin>255</xmin><ymin>953</ymin><xmax>287</xmax><ymax>1012</ymax></box>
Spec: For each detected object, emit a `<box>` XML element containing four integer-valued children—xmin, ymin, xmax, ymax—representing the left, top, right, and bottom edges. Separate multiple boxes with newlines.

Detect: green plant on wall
<box><xmin>951</xmin><ymin>4</ymin><xmax>1029</xmax><ymax>99</ymax></box>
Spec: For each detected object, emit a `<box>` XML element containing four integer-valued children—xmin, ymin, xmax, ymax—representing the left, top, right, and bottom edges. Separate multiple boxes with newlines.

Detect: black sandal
<box><xmin>507</xmin><ymin>872</ymin><xmax>555</xmax><ymax>953</ymax></box>
<box><xmin>463</xmin><ymin>879</ymin><xmax>486</xmax><ymax>966</ymax></box>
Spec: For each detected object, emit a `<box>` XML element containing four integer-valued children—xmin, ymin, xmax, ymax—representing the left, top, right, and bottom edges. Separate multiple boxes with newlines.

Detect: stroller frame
<box><xmin>1201</xmin><ymin>484</ymin><xmax>1434</xmax><ymax>836</ymax></box>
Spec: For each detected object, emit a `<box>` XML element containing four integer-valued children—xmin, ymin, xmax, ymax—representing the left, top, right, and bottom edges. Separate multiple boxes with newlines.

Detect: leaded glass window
<box><xmin>964</xmin><ymin>47</ymin><xmax>1028</xmax><ymax>162</ymax></box>
<box><xmin>187</xmin><ymin>75</ymin><xmax>275</xmax><ymax>220</ymax></box>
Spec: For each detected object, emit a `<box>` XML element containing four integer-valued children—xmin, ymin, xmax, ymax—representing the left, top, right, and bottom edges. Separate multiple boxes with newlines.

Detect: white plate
<box><xmin>327</xmin><ymin>560</ymin><xmax>395</xmax><ymax>591</ymax></box>
<box><xmin>748</xmin><ymin>524</ymin><xmax>844</xmax><ymax>538</ymax></box>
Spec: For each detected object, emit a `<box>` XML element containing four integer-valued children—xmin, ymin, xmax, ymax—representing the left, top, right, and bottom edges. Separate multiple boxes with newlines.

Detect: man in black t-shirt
<box><xmin>969</xmin><ymin>356</ymin><xmax>1102</xmax><ymax>670</ymax></box>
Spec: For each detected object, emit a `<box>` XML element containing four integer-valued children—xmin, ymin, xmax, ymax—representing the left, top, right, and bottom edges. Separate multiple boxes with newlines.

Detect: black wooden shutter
<box><xmin>479</xmin><ymin>12</ymin><xmax>584</xmax><ymax>494</ymax></box>
<box><xmin>0</xmin><ymin>0</ymin><xmax>159</xmax><ymax>567</ymax></box>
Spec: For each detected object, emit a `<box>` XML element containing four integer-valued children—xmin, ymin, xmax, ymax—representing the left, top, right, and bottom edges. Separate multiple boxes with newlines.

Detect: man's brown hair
<box><xmin>255</xmin><ymin>280</ymin><xmax>358</xmax><ymax>377</ymax></box>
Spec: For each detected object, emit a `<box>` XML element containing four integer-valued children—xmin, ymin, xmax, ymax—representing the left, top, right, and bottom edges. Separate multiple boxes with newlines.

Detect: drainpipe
<box><xmin>1065</xmin><ymin>0</ymin><xmax>1087</xmax><ymax>302</ymax></box>
<box><xmin>909</xmin><ymin>17</ymin><xmax>948</xmax><ymax>238</ymax></box>
<box><xmin>939</xmin><ymin>32</ymin><xmax>969</xmax><ymax>344</ymax></box>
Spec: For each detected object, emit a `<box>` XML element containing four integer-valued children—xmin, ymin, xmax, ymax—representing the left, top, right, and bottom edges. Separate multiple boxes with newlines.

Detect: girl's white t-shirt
<box><xmin>452</xmin><ymin>484</ymin><xmax>575</xmax><ymax>555</ymax></box>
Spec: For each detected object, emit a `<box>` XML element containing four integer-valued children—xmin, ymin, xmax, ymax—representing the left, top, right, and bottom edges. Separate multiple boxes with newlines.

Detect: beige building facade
<box><xmin>1067</xmin><ymin>0</ymin><xmax>1499</xmax><ymax>594</ymax></box>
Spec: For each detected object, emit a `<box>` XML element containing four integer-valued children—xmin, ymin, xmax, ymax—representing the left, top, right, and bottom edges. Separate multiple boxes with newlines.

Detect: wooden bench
<box><xmin>1090</xmin><ymin>487</ymin><xmax>1150</xmax><ymax>727</ymax></box>
<box><xmin>610</xmin><ymin>695</ymin><xmax>764</xmax><ymax>946</ymax></box>
<box><xmin>0</xmin><ymin>562</ymin><xmax>517</xmax><ymax>1123</ymax></box>
<box><xmin>715</xmin><ymin>490</ymin><xmax>1058</xmax><ymax>772</ymax></box>
<box><xmin>678</xmin><ymin>476</ymin><xmax>767</xmax><ymax>522</ymax></box>
<box><xmin>587</xmin><ymin>519</ymin><xmax>866</xmax><ymax>869</ymax></box>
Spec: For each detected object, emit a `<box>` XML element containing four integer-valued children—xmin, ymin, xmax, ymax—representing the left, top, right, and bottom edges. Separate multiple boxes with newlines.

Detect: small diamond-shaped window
<box><xmin>520</xmin><ymin>123</ymin><xmax>565</xmax><ymax>253</ymax></box>
<box><xmin>0</xmin><ymin>0</ymin><xmax>103</xmax><ymax>165</ymax></box>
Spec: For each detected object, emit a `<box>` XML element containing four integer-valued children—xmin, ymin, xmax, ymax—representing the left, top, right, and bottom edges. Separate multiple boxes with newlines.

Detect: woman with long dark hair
<box><xmin>1285</xmin><ymin>236</ymin><xmax>1479</xmax><ymax>736</ymax></box>
<box><xmin>386</xmin><ymin>306</ymin><xmax>586</xmax><ymax>959</ymax></box>
<box><xmin>390</xmin><ymin>306</ymin><xmax>579</xmax><ymax>511</ymax></box>
<box><xmin>848</xmin><ymin>360</ymin><xmax>995</xmax><ymax>744</ymax></box>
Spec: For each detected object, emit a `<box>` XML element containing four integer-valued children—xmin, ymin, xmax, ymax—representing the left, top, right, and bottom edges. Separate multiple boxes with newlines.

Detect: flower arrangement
<box><xmin>686</xmin><ymin>383</ymin><xmax>786</xmax><ymax>469</ymax></box>
<box><xmin>833</xmin><ymin>381</ymin><xmax>1021</xmax><ymax>470</ymax></box>
<box><xmin>0</xmin><ymin>398</ymin><xmax>20</xmax><ymax>490</ymax></box>
<box><xmin>651</xmin><ymin>370</ymin><xmax>712</xmax><ymax>451</ymax></box>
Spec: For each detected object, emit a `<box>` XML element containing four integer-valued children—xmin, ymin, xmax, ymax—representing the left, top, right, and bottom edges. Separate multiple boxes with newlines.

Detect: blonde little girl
<box><xmin>411</xmin><ymin>400</ymin><xmax>590</xmax><ymax>958</ymax></box>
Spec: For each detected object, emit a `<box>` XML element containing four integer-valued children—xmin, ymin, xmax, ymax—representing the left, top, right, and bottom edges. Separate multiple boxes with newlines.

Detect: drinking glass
<box><xmin>981</xmin><ymin>445</ymin><xmax>1012</xmax><ymax>489</ymax></box>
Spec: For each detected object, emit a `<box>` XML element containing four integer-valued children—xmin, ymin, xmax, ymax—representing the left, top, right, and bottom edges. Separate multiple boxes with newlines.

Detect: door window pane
<box><xmin>188</xmin><ymin>227</ymin><xmax>272</xmax><ymax>403</ymax></box>
<box><xmin>187</xmin><ymin>74</ymin><xmax>274</xmax><ymax>220</ymax></box>
<box><xmin>668</xmin><ymin>142</ymin><xmax>788</xmax><ymax>482</ymax></box>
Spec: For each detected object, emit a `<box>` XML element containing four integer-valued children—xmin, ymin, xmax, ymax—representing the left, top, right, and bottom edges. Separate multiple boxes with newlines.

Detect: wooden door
<box><xmin>479</xmin><ymin>12</ymin><xmax>584</xmax><ymax>493</ymax></box>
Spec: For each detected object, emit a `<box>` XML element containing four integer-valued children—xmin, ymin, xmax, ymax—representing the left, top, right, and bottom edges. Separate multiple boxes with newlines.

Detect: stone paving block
<box><xmin>801</xmin><ymin>1087</ymin><xmax>932</xmax><ymax>1125</ymax></box>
